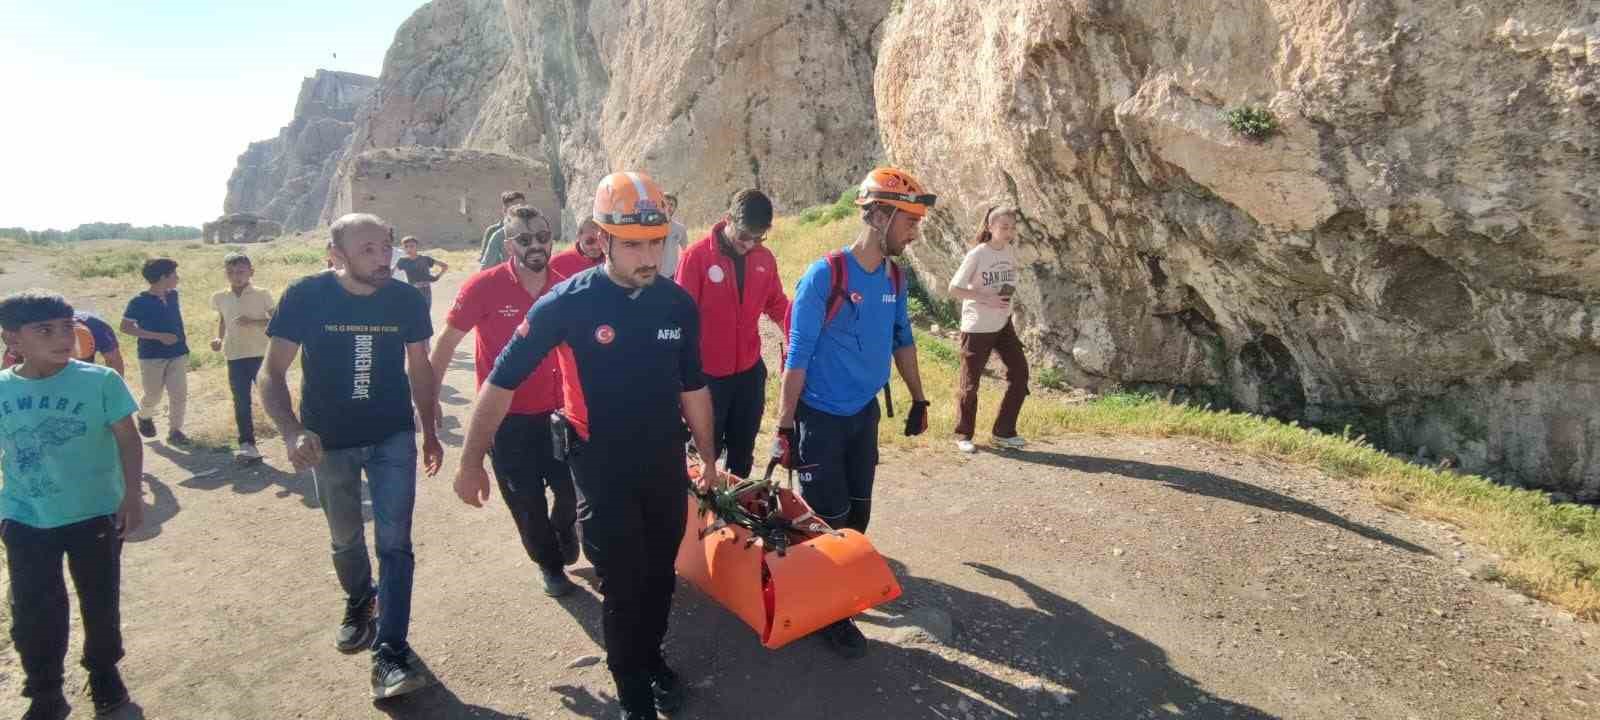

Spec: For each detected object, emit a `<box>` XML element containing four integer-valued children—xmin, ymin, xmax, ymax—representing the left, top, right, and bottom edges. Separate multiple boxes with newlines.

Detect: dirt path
<box><xmin>1</xmin><ymin>258</ymin><xmax>1597</xmax><ymax>719</ymax></box>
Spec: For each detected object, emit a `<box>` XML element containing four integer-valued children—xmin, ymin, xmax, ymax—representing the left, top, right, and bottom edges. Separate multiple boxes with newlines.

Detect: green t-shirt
<box><xmin>0</xmin><ymin>361</ymin><xmax>138</xmax><ymax>528</ymax></box>
<box><xmin>480</xmin><ymin>223</ymin><xmax>506</xmax><ymax>268</ymax></box>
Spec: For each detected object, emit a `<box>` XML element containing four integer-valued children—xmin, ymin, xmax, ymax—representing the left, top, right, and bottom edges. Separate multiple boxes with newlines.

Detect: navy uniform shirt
<box><xmin>488</xmin><ymin>266</ymin><xmax>705</xmax><ymax>447</ymax></box>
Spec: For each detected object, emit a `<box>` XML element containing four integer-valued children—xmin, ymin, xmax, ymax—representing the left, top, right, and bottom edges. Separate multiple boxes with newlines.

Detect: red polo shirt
<box><xmin>446</xmin><ymin>262</ymin><xmax>563</xmax><ymax>415</ymax></box>
<box><xmin>549</xmin><ymin>246</ymin><xmax>604</xmax><ymax>281</ymax></box>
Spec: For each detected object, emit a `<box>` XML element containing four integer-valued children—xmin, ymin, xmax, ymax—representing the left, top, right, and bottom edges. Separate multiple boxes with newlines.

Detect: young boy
<box><xmin>0</xmin><ymin>290</ymin><xmax>144</xmax><ymax>719</ymax></box>
<box><xmin>120</xmin><ymin>258</ymin><xmax>190</xmax><ymax>445</ymax></box>
<box><xmin>209</xmin><ymin>254</ymin><xmax>274</xmax><ymax>461</ymax></box>
<box><xmin>394</xmin><ymin>236</ymin><xmax>448</xmax><ymax>310</ymax></box>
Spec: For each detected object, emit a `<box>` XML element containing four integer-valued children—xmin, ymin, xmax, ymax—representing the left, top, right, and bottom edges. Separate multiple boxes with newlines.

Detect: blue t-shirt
<box><xmin>0</xmin><ymin>362</ymin><xmax>138</xmax><ymax>528</ymax></box>
<box><xmin>123</xmin><ymin>290</ymin><xmax>190</xmax><ymax>359</ymax></box>
<box><xmin>488</xmin><ymin>267</ymin><xmax>705</xmax><ymax>447</ymax></box>
<box><xmin>784</xmin><ymin>249</ymin><xmax>915</xmax><ymax>416</ymax></box>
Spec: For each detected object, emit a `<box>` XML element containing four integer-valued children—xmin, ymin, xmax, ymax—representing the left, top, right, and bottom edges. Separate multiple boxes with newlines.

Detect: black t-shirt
<box><xmin>266</xmin><ymin>272</ymin><xmax>433</xmax><ymax>450</ymax></box>
<box><xmin>395</xmin><ymin>255</ymin><xmax>438</xmax><ymax>285</ymax></box>
<box><xmin>488</xmin><ymin>267</ymin><xmax>705</xmax><ymax>449</ymax></box>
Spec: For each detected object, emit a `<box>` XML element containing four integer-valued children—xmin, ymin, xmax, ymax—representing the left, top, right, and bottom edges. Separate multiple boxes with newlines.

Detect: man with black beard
<box><xmin>429</xmin><ymin>205</ymin><xmax>579</xmax><ymax>596</ymax></box>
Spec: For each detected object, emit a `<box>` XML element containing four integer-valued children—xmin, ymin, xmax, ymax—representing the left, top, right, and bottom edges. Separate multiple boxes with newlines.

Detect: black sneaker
<box><xmin>136</xmin><ymin>418</ymin><xmax>156</xmax><ymax>438</ymax></box>
<box><xmin>541</xmin><ymin>566</ymin><xmax>577</xmax><ymax>597</ymax></box>
<box><xmin>820</xmin><ymin>618</ymin><xmax>868</xmax><ymax>659</ymax></box>
<box><xmin>166</xmin><ymin>430</ymin><xmax>192</xmax><ymax>446</ymax></box>
<box><xmin>22</xmin><ymin>692</ymin><xmax>69</xmax><ymax>720</ymax></box>
<box><xmin>336</xmin><ymin>593</ymin><xmax>377</xmax><ymax>654</ymax></box>
<box><xmin>371</xmin><ymin>643</ymin><xmax>430</xmax><ymax>699</ymax></box>
<box><xmin>617</xmin><ymin>711</ymin><xmax>655</xmax><ymax>720</ymax></box>
<box><xmin>87</xmin><ymin>668</ymin><xmax>130</xmax><ymax>715</ymax></box>
<box><xmin>651</xmin><ymin>665</ymin><xmax>685</xmax><ymax>714</ymax></box>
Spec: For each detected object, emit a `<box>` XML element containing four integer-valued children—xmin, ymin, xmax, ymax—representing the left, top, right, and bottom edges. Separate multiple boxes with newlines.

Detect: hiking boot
<box><xmin>541</xmin><ymin>566</ymin><xmax>577</xmax><ymax>597</ymax></box>
<box><xmin>820</xmin><ymin>618</ymin><xmax>868</xmax><ymax>659</ymax></box>
<box><xmin>87</xmin><ymin>668</ymin><xmax>130</xmax><ymax>715</ymax></box>
<box><xmin>336</xmin><ymin>593</ymin><xmax>377</xmax><ymax>654</ymax></box>
<box><xmin>136</xmin><ymin>418</ymin><xmax>156</xmax><ymax>439</ymax></box>
<box><xmin>651</xmin><ymin>664</ymin><xmax>685</xmax><ymax>714</ymax></box>
<box><xmin>370</xmin><ymin>643</ymin><xmax>430</xmax><ymax>700</ymax></box>
<box><xmin>955</xmin><ymin>438</ymin><xmax>976</xmax><ymax>454</ymax></box>
<box><xmin>166</xmin><ymin>430</ymin><xmax>192</xmax><ymax>446</ymax></box>
<box><xmin>558</xmin><ymin>525</ymin><xmax>581</xmax><ymax>566</ymax></box>
<box><xmin>993</xmin><ymin>435</ymin><xmax>1027</xmax><ymax>450</ymax></box>
<box><xmin>237</xmin><ymin>442</ymin><xmax>262</xmax><ymax>461</ymax></box>
<box><xmin>22</xmin><ymin>692</ymin><xmax>69</xmax><ymax>720</ymax></box>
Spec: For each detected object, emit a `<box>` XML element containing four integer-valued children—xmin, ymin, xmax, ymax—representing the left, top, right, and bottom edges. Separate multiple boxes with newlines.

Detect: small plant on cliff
<box><xmin>1222</xmin><ymin>106</ymin><xmax>1278</xmax><ymax>139</ymax></box>
<box><xmin>1037</xmin><ymin>365</ymin><xmax>1068</xmax><ymax>391</ymax></box>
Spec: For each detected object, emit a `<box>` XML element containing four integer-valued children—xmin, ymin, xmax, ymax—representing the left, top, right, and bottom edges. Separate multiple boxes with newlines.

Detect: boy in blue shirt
<box><xmin>121</xmin><ymin>258</ymin><xmax>190</xmax><ymax>445</ymax></box>
<box><xmin>774</xmin><ymin>167</ymin><xmax>933</xmax><ymax>659</ymax></box>
<box><xmin>0</xmin><ymin>291</ymin><xmax>144</xmax><ymax>719</ymax></box>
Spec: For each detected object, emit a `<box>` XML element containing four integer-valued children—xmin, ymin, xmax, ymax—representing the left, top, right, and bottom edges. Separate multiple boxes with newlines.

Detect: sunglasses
<box><xmin>859</xmin><ymin>190</ymin><xmax>938</xmax><ymax>208</ymax></box>
<box><xmin>510</xmin><ymin>231</ymin><xmax>552</xmax><ymax>246</ymax></box>
<box><xmin>594</xmin><ymin>210</ymin><xmax>669</xmax><ymax>227</ymax></box>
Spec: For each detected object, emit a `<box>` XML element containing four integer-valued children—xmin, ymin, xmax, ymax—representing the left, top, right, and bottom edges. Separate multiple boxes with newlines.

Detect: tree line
<box><xmin>0</xmin><ymin>223</ymin><xmax>203</xmax><ymax>244</ymax></box>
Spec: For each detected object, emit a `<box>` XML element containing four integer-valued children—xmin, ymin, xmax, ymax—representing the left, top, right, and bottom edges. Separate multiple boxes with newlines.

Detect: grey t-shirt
<box><xmin>950</xmin><ymin>243</ymin><xmax>1019</xmax><ymax>333</ymax></box>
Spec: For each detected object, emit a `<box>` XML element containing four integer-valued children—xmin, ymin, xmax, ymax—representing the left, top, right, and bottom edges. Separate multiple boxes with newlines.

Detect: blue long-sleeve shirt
<box><xmin>784</xmin><ymin>249</ymin><xmax>915</xmax><ymax>416</ymax></box>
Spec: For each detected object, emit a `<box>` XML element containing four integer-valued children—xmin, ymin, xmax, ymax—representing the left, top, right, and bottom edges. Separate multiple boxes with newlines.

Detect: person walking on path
<box><xmin>120</xmin><ymin>258</ymin><xmax>190</xmax><ymax>446</ymax></box>
<box><xmin>548</xmin><ymin>218</ymin><xmax>606</xmax><ymax>280</ymax></box>
<box><xmin>479</xmin><ymin>191</ymin><xmax>526</xmax><ymax>270</ymax></box>
<box><xmin>395</xmin><ymin>236</ymin><xmax>449</xmax><ymax>310</ymax></box>
<box><xmin>947</xmin><ymin>205</ymin><xmax>1029</xmax><ymax>453</ymax></box>
<box><xmin>661</xmin><ymin>193</ymin><xmax>688</xmax><ymax>282</ymax></box>
<box><xmin>772</xmin><ymin>167</ymin><xmax>933</xmax><ymax>659</ymax></box>
<box><xmin>209</xmin><ymin>253</ymin><xmax>274</xmax><ymax>462</ymax></box>
<box><xmin>430</xmin><ymin>205</ymin><xmax>580</xmax><ymax>597</ymax></box>
<box><xmin>454</xmin><ymin>172</ymin><xmax>721</xmax><ymax>720</ymax></box>
<box><xmin>674</xmin><ymin>188</ymin><xmax>789</xmax><ymax>479</ymax></box>
<box><xmin>0</xmin><ymin>290</ymin><xmax>144</xmax><ymax>720</ymax></box>
<box><xmin>261</xmin><ymin>213</ymin><xmax>444</xmax><ymax>700</ymax></box>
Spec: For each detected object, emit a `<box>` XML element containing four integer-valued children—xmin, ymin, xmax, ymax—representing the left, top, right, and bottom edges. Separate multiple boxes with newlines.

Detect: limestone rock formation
<box><xmin>329</xmin><ymin>147</ymin><xmax>558</xmax><ymax>248</ymax></box>
<box><xmin>225</xmin><ymin>70</ymin><xmax>377</xmax><ymax>231</ymax></box>
<box><xmin>876</xmin><ymin>1</ymin><xmax>1600</xmax><ymax>498</ymax></box>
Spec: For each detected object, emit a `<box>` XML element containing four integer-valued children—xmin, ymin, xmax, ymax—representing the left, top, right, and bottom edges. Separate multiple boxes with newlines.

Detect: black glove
<box><xmin>904</xmin><ymin>400</ymin><xmax>930</xmax><ymax>437</ymax></box>
<box><xmin>771</xmin><ymin>426</ymin><xmax>797</xmax><ymax>469</ymax></box>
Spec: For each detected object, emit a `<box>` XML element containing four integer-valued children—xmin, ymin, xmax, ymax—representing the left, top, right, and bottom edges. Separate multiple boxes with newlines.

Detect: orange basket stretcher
<box><xmin>675</xmin><ymin>460</ymin><xmax>902</xmax><ymax>649</ymax></box>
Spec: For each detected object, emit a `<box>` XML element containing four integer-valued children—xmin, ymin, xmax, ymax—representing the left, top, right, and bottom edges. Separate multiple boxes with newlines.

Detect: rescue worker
<box><xmin>674</xmin><ymin>188</ymin><xmax>789</xmax><ymax>478</ymax></box>
<box><xmin>453</xmin><ymin>172</ymin><xmax>721</xmax><ymax>720</ymax></box>
<box><xmin>772</xmin><ymin>167</ymin><xmax>933</xmax><ymax>658</ymax></box>
<box><xmin>430</xmin><ymin>205</ymin><xmax>579</xmax><ymax>597</ymax></box>
<box><xmin>549</xmin><ymin>218</ymin><xmax>606</xmax><ymax>280</ymax></box>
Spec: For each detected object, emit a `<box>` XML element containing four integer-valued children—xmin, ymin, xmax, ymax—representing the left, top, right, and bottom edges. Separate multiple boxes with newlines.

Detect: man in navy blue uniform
<box><xmin>454</xmin><ymin>171</ymin><xmax>721</xmax><ymax>720</ymax></box>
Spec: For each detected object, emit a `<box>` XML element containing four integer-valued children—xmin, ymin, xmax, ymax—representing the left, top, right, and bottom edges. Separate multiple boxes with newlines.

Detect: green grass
<box><xmin>1223</xmin><ymin>106</ymin><xmax>1278</xmax><ymax>139</ymax></box>
<box><xmin>757</xmin><ymin>214</ymin><xmax>1600</xmax><ymax>621</ymax></box>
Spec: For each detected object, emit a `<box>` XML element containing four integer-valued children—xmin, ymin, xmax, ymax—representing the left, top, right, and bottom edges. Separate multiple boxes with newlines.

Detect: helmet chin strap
<box><xmin>877</xmin><ymin>206</ymin><xmax>899</xmax><ymax>255</ymax></box>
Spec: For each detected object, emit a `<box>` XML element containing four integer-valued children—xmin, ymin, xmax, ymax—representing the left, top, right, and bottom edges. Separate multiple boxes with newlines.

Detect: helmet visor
<box><xmin>858</xmin><ymin>190</ymin><xmax>938</xmax><ymax>209</ymax></box>
<box><xmin>594</xmin><ymin>209</ymin><xmax>669</xmax><ymax>227</ymax></box>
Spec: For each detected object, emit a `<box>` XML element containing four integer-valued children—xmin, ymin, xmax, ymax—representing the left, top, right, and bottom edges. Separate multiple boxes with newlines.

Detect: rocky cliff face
<box><xmin>229</xmin><ymin>0</ymin><xmax>1600</xmax><ymax>496</ymax></box>
<box><xmin>876</xmin><ymin>1</ymin><xmax>1600</xmax><ymax>498</ymax></box>
<box><xmin>224</xmin><ymin>70</ymin><xmax>377</xmax><ymax>230</ymax></box>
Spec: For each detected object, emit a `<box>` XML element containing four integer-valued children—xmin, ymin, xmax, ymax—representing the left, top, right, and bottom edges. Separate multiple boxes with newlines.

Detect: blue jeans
<box><xmin>312</xmin><ymin>431</ymin><xmax>417</xmax><ymax>650</ymax></box>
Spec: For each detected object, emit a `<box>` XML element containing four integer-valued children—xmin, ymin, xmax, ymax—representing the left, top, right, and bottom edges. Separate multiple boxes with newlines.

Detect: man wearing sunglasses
<box><xmin>674</xmin><ymin>189</ymin><xmax>789</xmax><ymax>480</ymax></box>
<box><xmin>549</xmin><ymin>218</ymin><xmax>606</xmax><ymax>281</ymax></box>
<box><xmin>429</xmin><ymin>205</ymin><xmax>579</xmax><ymax>596</ymax></box>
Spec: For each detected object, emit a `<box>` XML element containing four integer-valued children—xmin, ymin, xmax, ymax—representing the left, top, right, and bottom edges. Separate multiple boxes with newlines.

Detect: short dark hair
<box><xmin>223</xmin><ymin>253</ymin><xmax>252</xmax><ymax>269</ymax></box>
<box><xmin>664</xmin><ymin>193</ymin><xmax>678</xmax><ymax>206</ymax></box>
<box><xmin>501</xmin><ymin>191</ymin><xmax>526</xmax><ymax>206</ymax></box>
<box><xmin>0</xmin><ymin>290</ymin><xmax>73</xmax><ymax>332</ymax></box>
<box><xmin>504</xmin><ymin>205</ymin><xmax>548</xmax><ymax>233</ymax></box>
<box><xmin>141</xmin><ymin>258</ymin><xmax>178</xmax><ymax>284</ymax></box>
<box><xmin>728</xmin><ymin>189</ymin><xmax>773</xmax><ymax>231</ymax></box>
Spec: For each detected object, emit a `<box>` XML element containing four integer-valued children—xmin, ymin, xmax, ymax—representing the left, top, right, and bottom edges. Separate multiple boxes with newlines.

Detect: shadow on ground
<box><xmin>124</xmin><ymin>474</ymin><xmax>177</xmax><ymax>544</ymax></box>
<box><xmin>149</xmin><ymin>440</ymin><xmax>319</xmax><ymax>510</ymax></box>
<box><xmin>995</xmin><ymin>448</ymin><xmax>1430</xmax><ymax>554</ymax></box>
<box><xmin>663</xmin><ymin>558</ymin><xmax>1278</xmax><ymax>719</ymax></box>
<box><xmin>374</xmin><ymin>681</ymin><xmax>529</xmax><ymax>720</ymax></box>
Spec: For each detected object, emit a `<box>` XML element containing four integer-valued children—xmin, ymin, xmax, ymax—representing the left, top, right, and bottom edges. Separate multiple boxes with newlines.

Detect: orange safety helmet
<box><xmin>592</xmin><ymin>171</ymin><xmax>671</xmax><ymax>241</ymax></box>
<box><xmin>853</xmin><ymin>167</ymin><xmax>937</xmax><ymax>218</ymax></box>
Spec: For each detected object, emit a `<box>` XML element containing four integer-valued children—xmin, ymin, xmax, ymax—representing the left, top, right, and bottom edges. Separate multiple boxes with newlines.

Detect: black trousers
<box><xmin>793</xmin><ymin>399</ymin><xmax>880</xmax><ymax>533</ymax></box>
<box><xmin>567</xmin><ymin>437</ymin><xmax>687</xmax><ymax>714</ymax></box>
<box><xmin>227</xmin><ymin>356</ymin><xmax>263</xmax><ymax>445</ymax></box>
<box><xmin>707</xmin><ymin>360</ymin><xmax>767</xmax><ymax>478</ymax></box>
<box><xmin>3</xmin><ymin>515</ymin><xmax>124</xmax><ymax>699</ymax></box>
<box><xmin>488</xmin><ymin>413</ymin><xmax>576</xmax><ymax>572</ymax></box>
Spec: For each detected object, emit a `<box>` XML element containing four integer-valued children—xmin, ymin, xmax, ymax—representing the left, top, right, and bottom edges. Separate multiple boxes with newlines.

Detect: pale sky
<box><xmin>0</xmin><ymin>0</ymin><xmax>420</xmax><ymax>230</ymax></box>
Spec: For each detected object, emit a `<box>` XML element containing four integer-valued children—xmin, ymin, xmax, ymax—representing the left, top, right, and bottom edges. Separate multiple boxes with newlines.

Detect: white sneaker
<box><xmin>993</xmin><ymin>435</ymin><xmax>1027</xmax><ymax>450</ymax></box>
<box><xmin>956</xmin><ymin>439</ymin><xmax>976</xmax><ymax>454</ymax></box>
<box><xmin>238</xmin><ymin>442</ymin><xmax>262</xmax><ymax>460</ymax></box>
